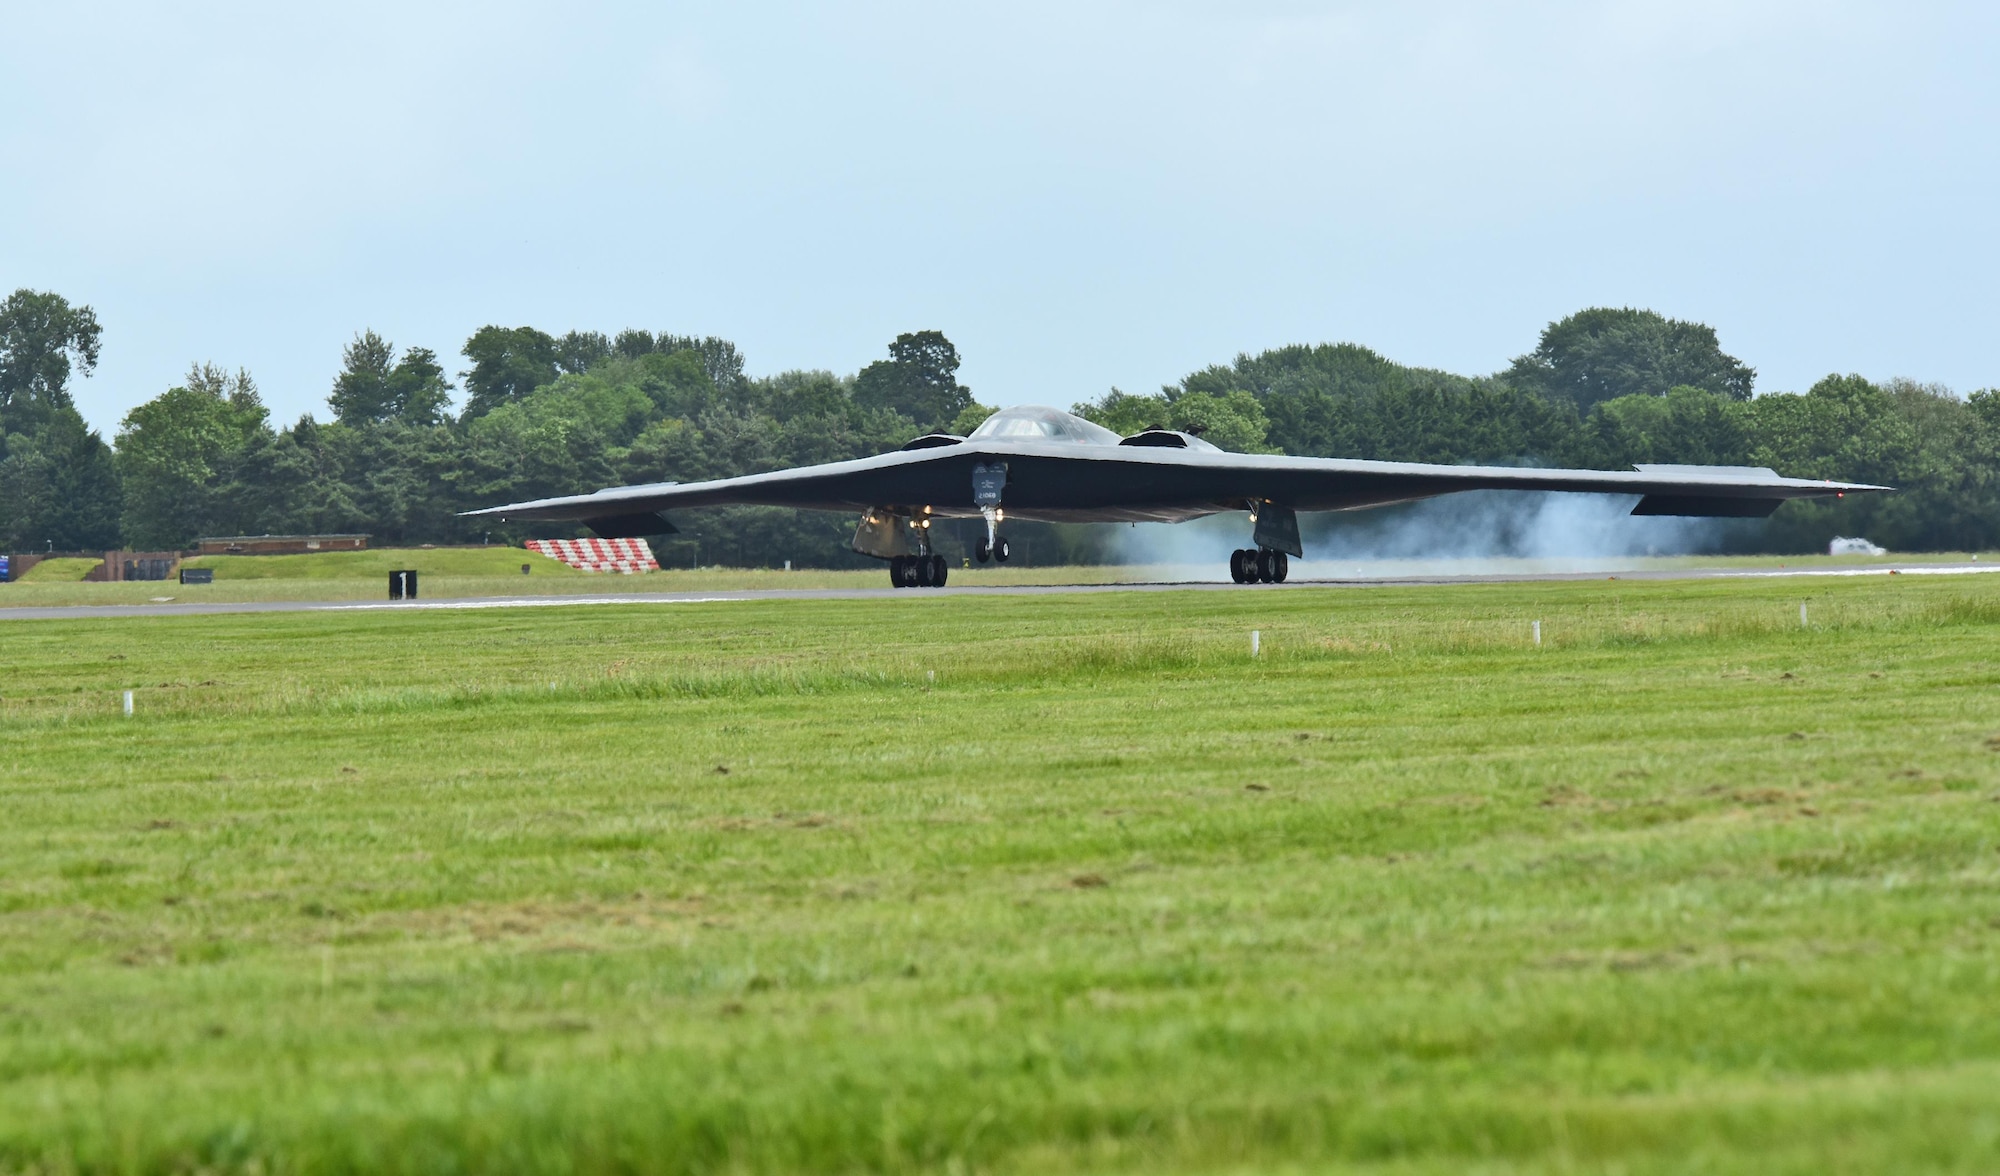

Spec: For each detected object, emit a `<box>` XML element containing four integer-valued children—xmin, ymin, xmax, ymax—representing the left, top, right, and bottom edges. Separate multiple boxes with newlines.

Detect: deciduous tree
<box><xmin>115</xmin><ymin>365</ymin><xmax>269</xmax><ymax>548</ymax></box>
<box><xmin>329</xmin><ymin>331</ymin><xmax>453</xmax><ymax>425</ymax></box>
<box><xmin>1508</xmin><ymin>307</ymin><xmax>1755</xmax><ymax>409</ymax></box>
<box><xmin>0</xmin><ymin>289</ymin><xmax>102</xmax><ymax>437</ymax></box>
<box><xmin>853</xmin><ymin>330</ymin><xmax>971</xmax><ymax>433</ymax></box>
<box><xmin>460</xmin><ymin>326</ymin><xmax>560</xmax><ymax>419</ymax></box>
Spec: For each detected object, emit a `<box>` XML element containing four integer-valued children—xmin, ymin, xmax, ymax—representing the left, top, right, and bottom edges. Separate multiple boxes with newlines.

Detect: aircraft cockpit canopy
<box><xmin>968</xmin><ymin>405</ymin><xmax>1122</xmax><ymax>446</ymax></box>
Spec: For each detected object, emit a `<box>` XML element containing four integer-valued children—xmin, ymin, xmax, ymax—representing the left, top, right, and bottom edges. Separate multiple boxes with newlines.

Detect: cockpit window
<box><xmin>968</xmin><ymin>406</ymin><xmax>1121</xmax><ymax>445</ymax></box>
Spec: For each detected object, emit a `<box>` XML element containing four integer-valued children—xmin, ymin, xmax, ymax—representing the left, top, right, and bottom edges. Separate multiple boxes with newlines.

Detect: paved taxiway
<box><xmin>1</xmin><ymin>562</ymin><xmax>1993</xmax><ymax>621</ymax></box>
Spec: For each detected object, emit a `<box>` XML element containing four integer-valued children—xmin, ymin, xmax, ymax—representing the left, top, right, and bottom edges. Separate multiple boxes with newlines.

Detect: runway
<box><xmin>1</xmin><ymin>562</ymin><xmax>1993</xmax><ymax>621</ymax></box>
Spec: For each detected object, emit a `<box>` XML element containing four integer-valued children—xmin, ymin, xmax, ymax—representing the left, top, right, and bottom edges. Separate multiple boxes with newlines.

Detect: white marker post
<box><xmin>1251</xmin><ymin>630</ymin><xmax>1261</xmax><ymax>657</ymax></box>
<box><xmin>1533</xmin><ymin>620</ymin><xmax>1542</xmax><ymax>646</ymax></box>
<box><xmin>1801</xmin><ymin>602</ymin><xmax>1809</xmax><ymax>628</ymax></box>
<box><xmin>122</xmin><ymin>690</ymin><xmax>133</xmax><ymax>717</ymax></box>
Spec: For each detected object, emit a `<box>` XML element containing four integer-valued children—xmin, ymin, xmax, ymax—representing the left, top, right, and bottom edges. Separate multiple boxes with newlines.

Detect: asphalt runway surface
<box><xmin>1</xmin><ymin>562</ymin><xmax>1994</xmax><ymax>621</ymax></box>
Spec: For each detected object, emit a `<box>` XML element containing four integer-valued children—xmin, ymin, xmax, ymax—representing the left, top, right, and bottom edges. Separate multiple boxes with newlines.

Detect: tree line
<box><xmin>3</xmin><ymin>291</ymin><xmax>1995</xmax><ymax>563</ymax></box>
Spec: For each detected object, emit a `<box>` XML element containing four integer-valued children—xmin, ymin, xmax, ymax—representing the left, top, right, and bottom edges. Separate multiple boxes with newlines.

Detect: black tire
<box><xmin>931</xmin><ymin>555</ymin><xmax>948</xmax><ymax>587</ymax></box>
<box><xmin>995</xmin><ymin>537</ymin><xmax>1011</xmax><ymax>562</ymax></box>
<box><xmin>914</xmin><ymin>555</ymin><xmax>935</xmax><ymax>588</ymax></box>
<box><xmin>1272</xmin><ymin>551</ymin><xmax>1289</xmax><ymax>583</ymax></box>
<box><xmin>1228</xmin><ymin>549</ymin><xmax>1248</xmax><ymax>583</ymax></box>
<box><xmin>1255</xmin><ymin>549</ymin><xmax>1276</xmax><ymax>583</ymax></box>
<box><xmin>975</xmin><ymin>539</ymin><xmax>991</xmax><ymax>563</ymax></box>
<box><xmin>888</xmin><ymin>556</ymin><xmax>907</xmax><ymax>588</ymax></box>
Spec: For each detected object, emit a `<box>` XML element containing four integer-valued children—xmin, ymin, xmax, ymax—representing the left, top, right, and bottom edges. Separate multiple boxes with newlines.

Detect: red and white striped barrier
<box><xmin>525</xmin><ymin>537</ymin><xmax>660</xmax><ymax>574</ymax></box>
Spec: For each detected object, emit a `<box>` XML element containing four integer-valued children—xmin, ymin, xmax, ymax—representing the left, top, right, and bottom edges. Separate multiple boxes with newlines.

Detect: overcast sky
<box><xmin>5</xmin><ymin>1</ymin><xmax>1996</xmax><ymax>435</ymax></box>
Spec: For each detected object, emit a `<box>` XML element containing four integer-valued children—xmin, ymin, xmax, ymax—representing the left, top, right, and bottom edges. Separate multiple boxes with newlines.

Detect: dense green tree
<box><xmin>1073</xmin><ymin>388</ymin><xmax>1167</xmax><ymax>436</ymax></box>
<box><xmin>660</xmin><ymin>335</ymin><xmax>749</xmax><ymax>400</ymax></box>
<box><xmin>388</xmin><ymin>349</ymin><xmax>453</xmax><ymax>426</ymax></box>
<box><xmin>1742</xmin><ymin>374</ymin><xmax>1961</xmax><ymax>553</ymax></box>
<box><xmin>853</xmin><ymin>330</ymin><xmax>971</xmax><ymax>433</ymax></box>
<box><xmin>1507</xmin><ymin>307</ymin><xmax>1755</xmax><ymax>409</ymax></box>
<box><xmin>219</xmin><ymin>415</ymin><xmax>359</xmax><ymax>537</ymax></box>
<box><xmin>324</xmin><ymin>421</ymin><xmax>466</xmax><ymax>544</ymax></box>
<box><xmin>458</xmin><ymin>383</ymin><xmax>623</xmax><ymax>511</ymax></box>
<box><xmin>739</xmin><ymin>369</ymin><xmax>850</xmax><ymax>424</ymax></box>
<box><xmin>0</xmin><ymin>407</ymin><xmax>122</xmax><ymax>550</ymax></box>
<box><xmin>1586</xmin><ymin>385</ymin><xmax>1752</xmax><ymax>467</ymax></box>
<box><xmin>328</xmin><ymin>330</ymin><xmax>394</xmax><ymax>423</ymax></box>
<box><xmin>115</xmin><ymin>365</ymin><xmax>269</xmax><ymax>548</ymax></box>
<box><xmin>557</xmin><ymin>330</ymin><xmax>612</xmax><ymax>375</ymax></box>
<box><xmin>613</xmin><ymin>328</ymin><xmax>656</xmax><ymax>359</ymax></box>
<box><xmin>633</xmin><ymin>351</ymin><xmax>720</xmax><ymax>420</ymax></box>
<box><xmin>1074</xmin><ymin>388</ymin><xmax>1274</xmax><ymax>451</ymax></box>
<box><xmin>460</xmin><ymin>326</ymin><xmax>560</xmax><ymax>418</ymax></box>
<box><xmin>328</xmin><ymin>331</ymin><xmax>454</xmax><ymax>426</ymax></box>
<box><xmin>1166</xmin><ymin>391</ymin><xmax>1273</xmax><ymax>452</ymax></box>
<box><xmin>1182</xmin><ymin>342</ymin><xmax>1411</xmax><ymax>403</ymax></box>
<box><xmin>949</xmin><ymin>402</ymin><xmax>998</xmax><ymax>436</ymax></box>
<box><xmin>0</xmin><ymin>289</ymin><xmax>102</xmax><ymax>437</ymax></box>
<box><xmin>0</xmin><ymin>288</ymin><xmax>120</xmax><ymax>549</ymax></box>
<box><xmin>1110</xmin><ymin>344</ymin><xmax>1584</xmax><ymax>466</ymax></box>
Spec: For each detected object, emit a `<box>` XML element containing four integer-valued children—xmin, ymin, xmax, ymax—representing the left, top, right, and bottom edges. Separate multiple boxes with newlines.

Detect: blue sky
<box><xmin>5</xmin><ymin>1</ymin><xmax>1996</xmax><ymax>435</ymax></box>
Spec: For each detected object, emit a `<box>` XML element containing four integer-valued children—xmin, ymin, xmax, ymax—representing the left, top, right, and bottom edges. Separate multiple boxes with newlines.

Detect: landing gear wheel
<box><xmin>1229</xmin><ymin>549</ymin><xmax>1249</xmax><ymax>583</ymax></box>
<box><xmin>975</xmin><ymin>539</ymin><xmax>991</xmax><ymax>563</ymax></box>
<box><xmin>888</xmin><ymin>556</ymin><xmax>909</xmax><ymax>588</ymax></box>
<box><xmin>1255</xmin><ymin>549</ymin><xmax>1277</xmax><ymax>583</ymax></box>
<box><xmin>930</xmin><ymin>554</ymin><xmax>948</xmax><ymax>587</ymax></box>
<box><xmin>994</xmin><ymin>537</ymin><xmax>1011</xmax><ymax>563</ymax></box>
<box><xmin>915</xmin><ymin>556</ymin><xmax>935</xmax><ymax>587</ymax></box>
<box><xmin>1272</xmin><ymin>551</ymin><xmax>1289</xmax><ymax>583</ymax></box>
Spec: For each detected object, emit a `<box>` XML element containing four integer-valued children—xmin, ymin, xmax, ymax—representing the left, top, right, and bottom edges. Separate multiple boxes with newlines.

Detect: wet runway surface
<box><xmin>2</xmin><ymin>563</ymin><xmax>1993</xmax><ymax>621</ymax></box>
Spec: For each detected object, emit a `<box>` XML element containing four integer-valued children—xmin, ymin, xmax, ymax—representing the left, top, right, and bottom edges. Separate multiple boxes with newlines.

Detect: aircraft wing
<box><xmin>464</xmin><ymin>439</ymin><xmax>1887</xmax><ymax>534</ymax></box>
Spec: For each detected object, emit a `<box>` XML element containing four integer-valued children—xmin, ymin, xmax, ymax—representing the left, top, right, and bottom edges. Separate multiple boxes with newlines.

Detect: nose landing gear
<box><xmin>973</xmin><ymin>503</ymin><xmax>1010</xmax><ymax>564</ymax></box>
<box><xmin>1229</xmin><ymin>548</ymin><xmax>1288</xmax><ymax>584</ymax></box>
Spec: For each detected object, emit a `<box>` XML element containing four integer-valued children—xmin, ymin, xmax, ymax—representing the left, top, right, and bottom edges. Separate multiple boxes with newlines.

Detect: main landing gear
<box><xmin>1229</xmin><ymin>548</ymin><xmax>1289</xmax><ymax>584</ymax></box>
<box><xmin>890</xmin><ymin>553</ymin><xmax>950</xmax><ymax>588</ymax></box>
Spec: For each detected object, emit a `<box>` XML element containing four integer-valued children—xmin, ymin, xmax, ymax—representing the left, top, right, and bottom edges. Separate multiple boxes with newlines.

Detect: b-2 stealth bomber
<box><xmin>468</xmin><ymin>404</ymin><xmax>1886</xmax><ymax>587</ymax></box>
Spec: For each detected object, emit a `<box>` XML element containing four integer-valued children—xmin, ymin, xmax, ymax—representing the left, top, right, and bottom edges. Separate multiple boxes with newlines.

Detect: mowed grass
<box><xmin>13</xmin><ymin>558</ymin><xmax>106</xmax><ymax>583</ymax></box>
<box><xmin>2</xmin><ymin>576</ymin><xmax>1999</xmax><ymax>1174</ymax></box>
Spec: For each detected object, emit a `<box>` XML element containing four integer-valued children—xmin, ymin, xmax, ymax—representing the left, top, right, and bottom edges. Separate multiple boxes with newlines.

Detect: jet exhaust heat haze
<box><xmin>1107</xmin><ymin>491</ymin><xmax>1726</xmax><ymax>582</ymax></box>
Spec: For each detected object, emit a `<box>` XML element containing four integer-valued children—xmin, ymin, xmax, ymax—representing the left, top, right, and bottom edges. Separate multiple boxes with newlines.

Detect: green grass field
<box><xmin>3</xmin><ymin>575</ymin><xmax>1999</xmax><ymax>1173</ymax></box>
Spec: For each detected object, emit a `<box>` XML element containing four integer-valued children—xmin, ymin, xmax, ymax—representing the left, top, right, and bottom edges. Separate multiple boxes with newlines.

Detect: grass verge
<box><xmin>2</xmin><ymin>574</ymin><xmax>1998</xmax><ymax>1173</ymax></box>
<box><xmin>14</xmin><ymin>557</ymin><xmax>105</xmax><ymax>583</ymax></box>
